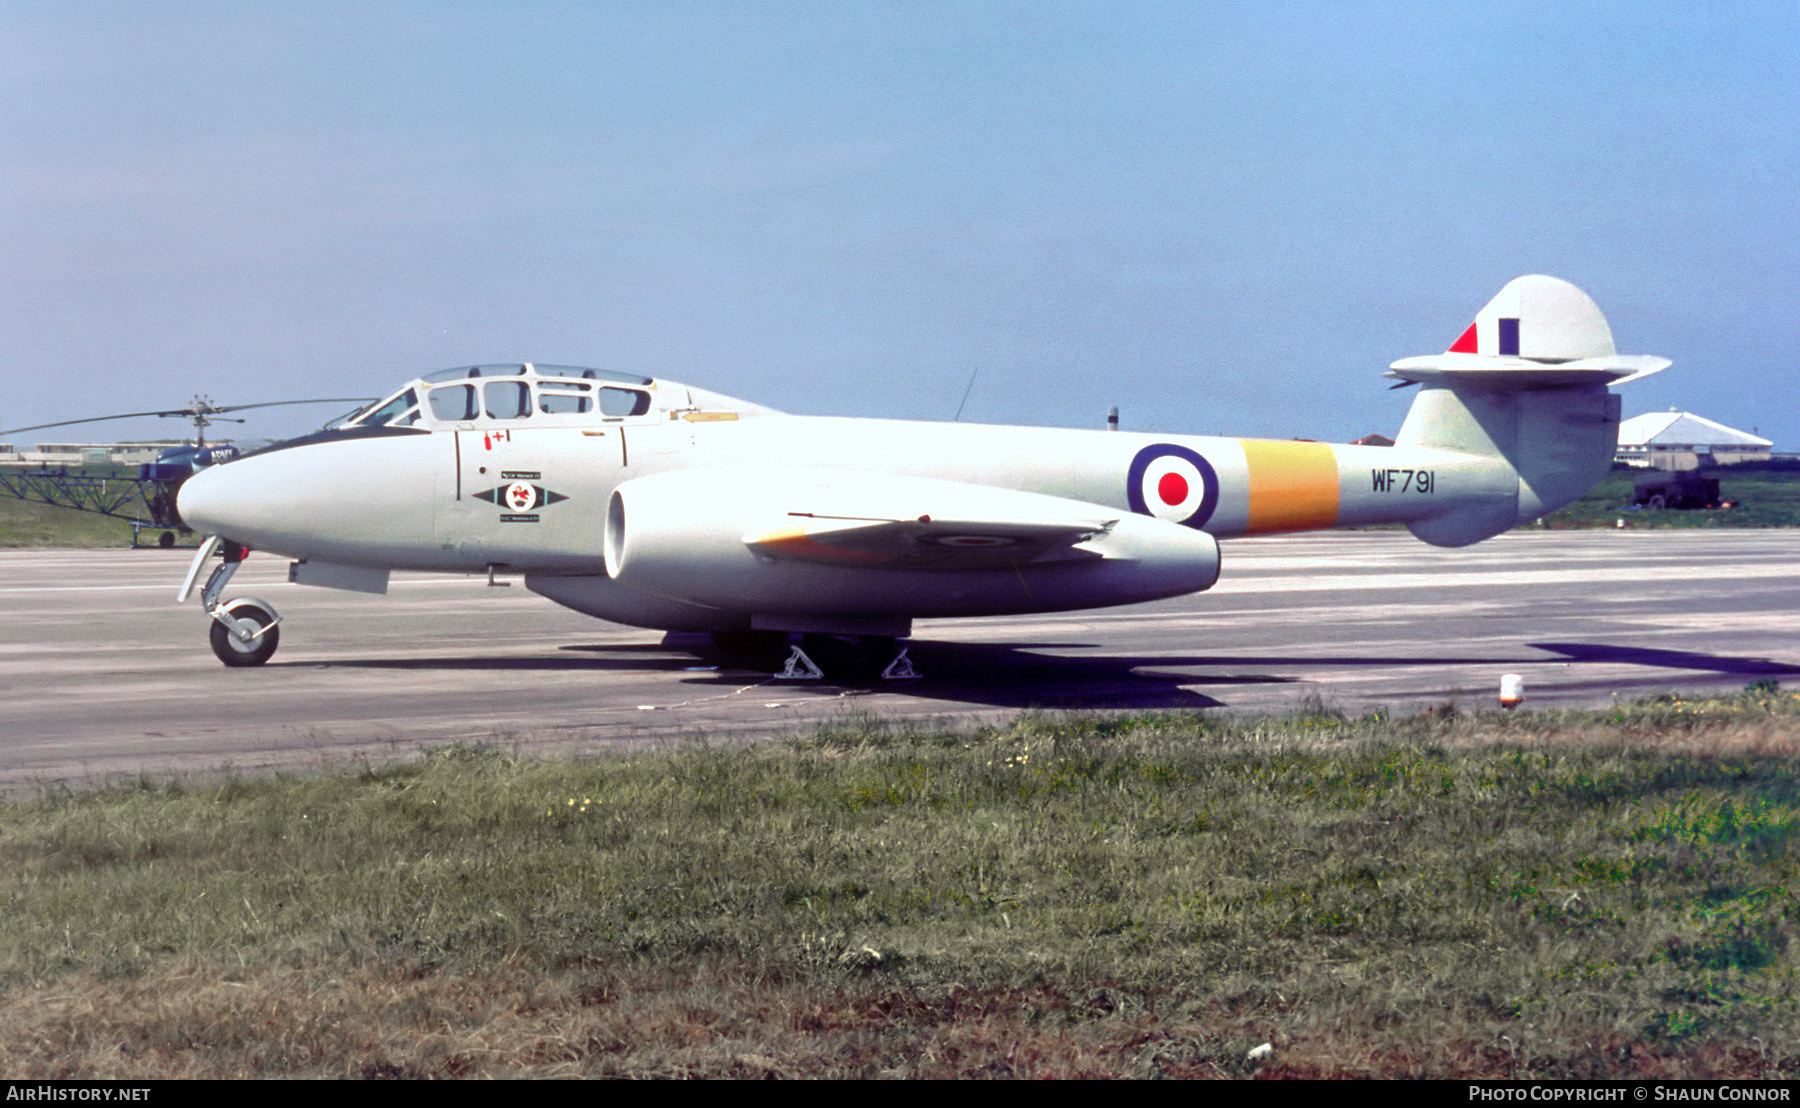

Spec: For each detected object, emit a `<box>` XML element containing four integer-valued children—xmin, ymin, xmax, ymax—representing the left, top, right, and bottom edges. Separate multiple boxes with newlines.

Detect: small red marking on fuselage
<box><xmin>1158</xmin><ymin>471</ymin><xmax>1189</xmax><ymax>506</ymax></box>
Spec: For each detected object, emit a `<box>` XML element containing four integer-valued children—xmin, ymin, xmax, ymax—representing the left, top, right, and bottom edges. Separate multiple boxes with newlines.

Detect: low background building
<box><xmin>0</xmin><ymin>442</ymin><xmax>193</xmax><ymax>467</ymax></box>
<box><xmin>1615</xmin><ymin>410</ymin><xmax>1772</xmax><ymax>470</ymax></box>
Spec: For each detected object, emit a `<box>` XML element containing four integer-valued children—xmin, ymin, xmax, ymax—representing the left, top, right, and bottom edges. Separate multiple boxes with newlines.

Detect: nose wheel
<box><xmin>210</xmin><ymin>602</ymin><xmax>281</xmax><ymax>667</ymax></box>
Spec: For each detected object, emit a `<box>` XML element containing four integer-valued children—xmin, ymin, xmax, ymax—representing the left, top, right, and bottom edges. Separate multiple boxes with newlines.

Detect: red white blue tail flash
<box><xmin>1441</xmin><ymin>274</ymin><xmax>1616</xmax><ymax>361</ymax></box>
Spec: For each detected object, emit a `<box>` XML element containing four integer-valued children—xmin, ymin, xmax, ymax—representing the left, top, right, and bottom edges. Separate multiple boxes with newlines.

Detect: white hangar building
<box><xmin>1615</xmin><ymin>410</ymin><xmax>1773</xmax><ymax>469</ymax></box>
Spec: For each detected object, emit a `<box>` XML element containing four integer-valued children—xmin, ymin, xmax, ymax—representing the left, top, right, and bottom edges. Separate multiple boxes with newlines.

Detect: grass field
<box><xmin>1540</xmin><ymin>463</ymin><xmax>1800</xmax><ymax>530</ymax></box>
<box><xmin>0</xmin><ymin>493</ymin><xmax>142</xmax><ymax>547</ymax></box>
<box><xmin>3</xmin><ymin>692</ymin><xmax>1799</xmax><ymax>1078</ymax></box>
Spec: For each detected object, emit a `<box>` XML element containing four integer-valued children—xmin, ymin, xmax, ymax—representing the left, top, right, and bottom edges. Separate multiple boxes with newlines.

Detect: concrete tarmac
<box><xmin>1</xmin><ymin>529</ymin><xmax>1795</xmax><ymax>792</ymax></box>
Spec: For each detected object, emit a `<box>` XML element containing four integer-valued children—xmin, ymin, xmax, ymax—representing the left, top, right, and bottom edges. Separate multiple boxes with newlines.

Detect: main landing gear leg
<box><xmin>188</xmin><ymin>539</ymin><xmax>283</xmax><ymax>667</ymax></box>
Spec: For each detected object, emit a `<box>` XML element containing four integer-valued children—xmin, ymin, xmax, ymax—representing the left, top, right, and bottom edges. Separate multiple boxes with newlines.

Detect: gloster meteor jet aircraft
<box><xmin>176</xmin><ymin>275</ymin><xmax>1666</xmax><ymax>677</ymax></box>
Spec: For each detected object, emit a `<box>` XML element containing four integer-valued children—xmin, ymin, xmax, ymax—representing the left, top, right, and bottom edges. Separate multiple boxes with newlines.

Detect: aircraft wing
<box><xmin>745</xmin><ymin>513</ymin><xmax>1112</xmax><ymax>570</ymax></box>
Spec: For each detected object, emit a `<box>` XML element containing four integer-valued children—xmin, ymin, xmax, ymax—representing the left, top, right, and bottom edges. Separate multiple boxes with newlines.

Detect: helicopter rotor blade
<box><xmin>1</xmin><ymin>398</ymin><xmax>375</xmax><ymax>438</ymax></box>
<box><xmin>0</xmin><ymin>410</ymin><xmax>204</xmax><ymax>436</ymax></box>
<box><xmin>202</xmin><ymin>398</ymin><xmax>375</xmax><ymax>415</ymax></box>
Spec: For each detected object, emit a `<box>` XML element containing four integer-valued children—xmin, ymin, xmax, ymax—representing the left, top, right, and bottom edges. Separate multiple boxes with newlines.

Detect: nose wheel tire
<box><xmin>210</xmin><ymin>603</ymin><xmax>280</xmax><ymax>667</ymax></box>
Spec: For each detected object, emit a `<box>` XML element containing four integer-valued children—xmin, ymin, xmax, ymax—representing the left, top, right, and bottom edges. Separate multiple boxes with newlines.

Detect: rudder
<box><xmin>1390</xmin><ymin>276</ymin><xmax>1666</xmax><ymax>546</ymax></box>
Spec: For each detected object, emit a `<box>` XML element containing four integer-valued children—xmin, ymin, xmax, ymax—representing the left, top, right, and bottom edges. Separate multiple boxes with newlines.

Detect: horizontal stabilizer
<box><xmin>1386</xmin><ymin>352</ymin><xmax>1670</xmax><ymax>388</ymax></box>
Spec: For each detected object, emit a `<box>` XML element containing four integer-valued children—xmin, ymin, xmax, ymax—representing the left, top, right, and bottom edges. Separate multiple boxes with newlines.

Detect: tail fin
<box><xmin>1391</xmin><ymin>276</ymin><xmax>1669</xmax><ymax>547</ymax></box>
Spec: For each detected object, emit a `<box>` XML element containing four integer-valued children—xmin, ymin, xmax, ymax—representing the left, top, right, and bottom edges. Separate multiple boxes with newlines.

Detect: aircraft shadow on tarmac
<box><xmin>546</xmin><ymin>640</ymin><xmax>1241</xmax><ymax>710</ymax></box>
<box><xmin>1529</xmin><ymin>642</ymin><xmax>1800</xmax><ymax>677</ymax></box>
<box><xmin>819</xmin><ymin>639</ymin><xmax>1800</xmax><ymax>710</ymax></box>
<box><xmin>665</xmin><ymin>637</ymin><xmax>1578</xmax><ymax>712</ymax></box>
<box><xmin>573</xmin><ymin>638</ymin><xmax>1263</xmax><ymax>710</ymax></box>
<box><xmin>302</xmin><ymin>646</ymin><xmax>704</xmax><ymax>673</ymax></box>
<box><xmin>858</xmin><ymin>641</ymin><xmax>1255</xmax><ymax>711</ymax></box>
<box><xmin>294</xmin><ymin>638</ymin><xmax>1796</xmax><ymax>714</ymax></box>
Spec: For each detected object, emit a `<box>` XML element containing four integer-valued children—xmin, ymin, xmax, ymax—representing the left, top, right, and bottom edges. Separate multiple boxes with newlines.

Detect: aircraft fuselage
<box><xmin>179</xmin><ymin>405</ymin><xmax>1502</xmax><ymax>576</ymax></box>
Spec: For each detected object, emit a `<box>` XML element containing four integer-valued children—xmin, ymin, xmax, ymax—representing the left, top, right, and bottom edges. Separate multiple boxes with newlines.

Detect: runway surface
<box><xmin>1</xmin><ymin>529</ymin><xmax>1795</xmax><ymax>792</ymax></box>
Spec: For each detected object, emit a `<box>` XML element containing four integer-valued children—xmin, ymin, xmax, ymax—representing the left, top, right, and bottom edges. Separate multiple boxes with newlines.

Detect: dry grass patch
<box><xmin>3</xmin><ymin>957</ymin><xmax>1795</xmax><ymax>1079</ymax></box>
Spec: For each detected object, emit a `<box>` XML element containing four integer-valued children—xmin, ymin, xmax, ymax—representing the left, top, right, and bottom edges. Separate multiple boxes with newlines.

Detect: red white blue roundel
<box><xmin>1126</xmin><ymin>444</ymin><xmax>1219</xmax><ymax>529</ymax></box>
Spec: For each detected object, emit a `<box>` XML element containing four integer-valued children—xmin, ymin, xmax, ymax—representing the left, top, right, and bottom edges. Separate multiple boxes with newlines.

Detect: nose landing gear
<box><xmin>181</xmin><ymin>536</ymin><xmax>283</xmax><ymax>666</ymax></box>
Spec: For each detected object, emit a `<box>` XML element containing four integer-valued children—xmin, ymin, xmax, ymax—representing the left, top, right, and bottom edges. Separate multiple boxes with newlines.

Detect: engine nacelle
<box><xmin>602</xmin><ymin>466</ymin><xmax>1219</xmax><ymax>622</ymax></box>
<box><xmin>524</xmin><ymin>571</ymin><xmax>741</xmax><ymax>631</ymax></box>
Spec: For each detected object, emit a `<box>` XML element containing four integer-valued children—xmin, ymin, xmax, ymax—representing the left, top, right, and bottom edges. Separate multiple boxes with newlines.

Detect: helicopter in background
<box><xmin>0</xmin><ymin>396</ymin><xmax>372</xmax><ymax>546</ymax></box>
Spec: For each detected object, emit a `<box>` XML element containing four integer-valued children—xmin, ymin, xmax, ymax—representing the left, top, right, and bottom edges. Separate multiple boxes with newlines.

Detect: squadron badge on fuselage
<box><xmin>475</xmin><ymin>472</ymin><xmax>568</xmax><ymax>522</ymax></box>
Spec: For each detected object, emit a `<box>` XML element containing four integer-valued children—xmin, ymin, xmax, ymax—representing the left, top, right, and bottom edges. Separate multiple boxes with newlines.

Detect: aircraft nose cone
<box><xmin>172</xmin><ymin>430</ymin><xmax>439</xmax><ymax>564</ymax></box>
<box><xmin>175</xmin><ymin>464</ymin><xmax>235</xmax><ymax>537</ymax></box>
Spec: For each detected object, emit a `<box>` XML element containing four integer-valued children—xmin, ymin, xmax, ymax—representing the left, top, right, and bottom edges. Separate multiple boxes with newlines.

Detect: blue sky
<box><xmin>4</xmin><ymin>1</ymin><xmax>1796</xmax><ymax>448</ymax></box>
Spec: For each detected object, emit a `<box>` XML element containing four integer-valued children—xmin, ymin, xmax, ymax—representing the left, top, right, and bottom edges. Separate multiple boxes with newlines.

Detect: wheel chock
<box><xmin>880</xmin><ymin>649</ymin><xmax>921</xmax><ymax>680</ymax></box>
<box><xmin>775</xmin><ymin>645</ymin><xmax>825</xmax><ymax>680</ymax></box>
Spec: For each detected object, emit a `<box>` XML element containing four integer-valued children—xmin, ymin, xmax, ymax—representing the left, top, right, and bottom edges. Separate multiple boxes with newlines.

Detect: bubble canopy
<box><xmin>344</xmin><ymin>363</ymin><xmax>661</xmax><ymax>429</ymax></box>
<box><xmin>418</xmin><ymin>363</ymin><xmax>653</xmax><ymax>386</ymax></box>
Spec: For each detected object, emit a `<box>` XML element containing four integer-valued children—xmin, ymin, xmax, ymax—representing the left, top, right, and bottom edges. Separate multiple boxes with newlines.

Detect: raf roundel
<box><xmin>1126</xmin><ymin>444</ymin><xmax>1219</xmax><ymax>530</ymax></box>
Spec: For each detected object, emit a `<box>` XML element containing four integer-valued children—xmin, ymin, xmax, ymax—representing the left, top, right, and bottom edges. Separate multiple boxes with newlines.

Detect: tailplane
<box><xmin>1391</xmin><ymin>276</ymin><xmax>1668</xmax><ymax>546</ymax></box>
